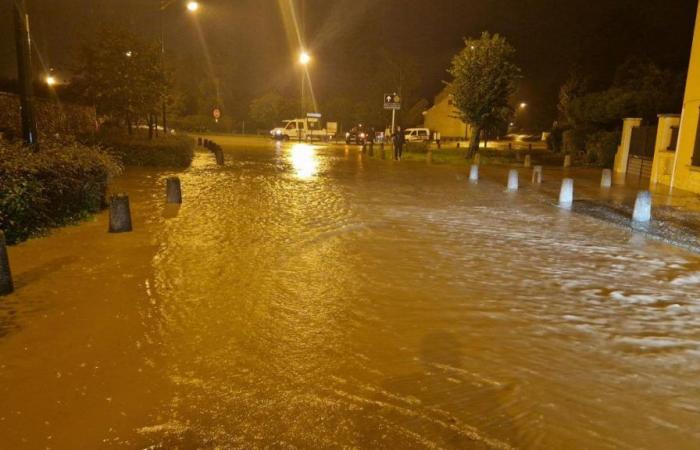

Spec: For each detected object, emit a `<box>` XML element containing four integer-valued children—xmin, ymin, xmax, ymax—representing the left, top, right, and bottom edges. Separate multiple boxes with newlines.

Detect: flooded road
<box><xmin>1</xmin><ymin>136</ymin><xmax>700</xmax><ymax>449</ymax></box>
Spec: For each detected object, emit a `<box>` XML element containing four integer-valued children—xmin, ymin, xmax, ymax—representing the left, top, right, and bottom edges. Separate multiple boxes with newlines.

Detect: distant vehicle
<box><xmin>345</xmin><ymin>124</ymin><xmax>370</xmax><ymax>145</ymax></box>
<box><xmin>404</xmin><ymin>128</ymin><xmax>430</xmax><ymax>142</ymax></box>
<box><xmin>270</xmin><ymin>117</ymin><xmax>333</xmax><ymax>141</ymax></box>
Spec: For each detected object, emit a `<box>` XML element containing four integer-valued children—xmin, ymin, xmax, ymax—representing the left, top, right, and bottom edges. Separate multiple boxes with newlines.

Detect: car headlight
<box><xmin>360</xmin><ymin>133</ymin><xmax>366</xmax><ymax>138</ymax></box>
<box><xmin>345</xmin><ymin>132</ymin><xmax>350</xmax><ymax>137</ymax></box>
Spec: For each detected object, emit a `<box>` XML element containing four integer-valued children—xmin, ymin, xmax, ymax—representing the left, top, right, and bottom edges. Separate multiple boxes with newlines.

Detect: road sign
<box><xmin>213</xmin><ymin>107</ymin><xmax>221</xmax><ymax>120</ymax></box>
<box><xmin>307</xmin><ymin>112</ymin><xmax>322</xmax><ymax>118</ymax></box>
<box><xmin>384</xmin><ymin>93</ymin><xmax>401</xmax><ymax>110</ymax></box>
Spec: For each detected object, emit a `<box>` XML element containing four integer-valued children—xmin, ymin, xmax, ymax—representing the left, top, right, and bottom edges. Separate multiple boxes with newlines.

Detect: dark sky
<box><xmin>1</xmin><ymin>0</ymin><xmax>698</xmax><ymax>124</ymax></box>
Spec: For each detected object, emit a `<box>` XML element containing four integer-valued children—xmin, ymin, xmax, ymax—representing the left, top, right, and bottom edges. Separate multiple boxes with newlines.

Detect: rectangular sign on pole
<box><xmin>384</xmin><ymin>93</ymin><xmax>401</xmax><ymax>110</ymax></box>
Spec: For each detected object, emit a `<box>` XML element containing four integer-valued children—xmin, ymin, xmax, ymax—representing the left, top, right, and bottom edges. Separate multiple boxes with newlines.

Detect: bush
<box><xmin>585</xmin><ymin>130</ymin><xmax>620</xmax><ymax>167</ymax></box>
<box><xmin>99</xmin><ymin>134</ymin><xmax>195</xmax><ymax>168</ymax></box>
<box><xmin>0</xmin><ymin>141</ymin><xmax>121</xmax><ymax>244</ymax></box>
<box><xmin>562</xmin><ymin>129</ymin><xmax>587</xmax><ymax>155</ymax></box>
<box><xmin>169</xmin><ymin>115</ymin><xmax>236</xmax><ymax>134</ymax></box>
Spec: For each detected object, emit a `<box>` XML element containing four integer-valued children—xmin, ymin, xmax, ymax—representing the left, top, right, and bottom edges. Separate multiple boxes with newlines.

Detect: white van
<box><xmin>404</xmin><ymin>128</ymin><xmax>430</xmax><ymax>142</ymax></box>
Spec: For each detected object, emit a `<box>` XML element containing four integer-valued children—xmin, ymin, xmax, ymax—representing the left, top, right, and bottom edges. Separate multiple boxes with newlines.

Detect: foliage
<box><xmin>248</xmin><ymin>93</ymin><xmax>298</xmax><ymax>129</ymax></box>
<box><xmin>169</xmin><ymin>115</ymin><xmax>236</xmax><ymax>134</ymax></box>
<box><xmin>448</xmin><ymin>32</ymin><xmax>522</xmax><ymax>155</ymax></box>
<box><xmin>562</xmin><ymin>129</ymin><xmax>587</xmax><ymax>155</ymax></box>
<box><xmin>98</xmin><ymin>133</ymin><xmax>195</xmax><ymax>168</ymax></box>
<box><xmin>0</xmin><ymin>141</ymin><xmax>121</xmax><ymax>245</ymax></box>
<box><xmin>585</xmin><ymin>130</ymin><xmax>620</xmax><ymax>167</ymax></box>
<box><xmin>72</xmin><ymin>26</ymin><xmax>166</xmax><ymax>133</ymax></box>
<box><xmin>404</xmin><ymin>99</ymin><xmax>430</xmax><ymax>128</ymax></box>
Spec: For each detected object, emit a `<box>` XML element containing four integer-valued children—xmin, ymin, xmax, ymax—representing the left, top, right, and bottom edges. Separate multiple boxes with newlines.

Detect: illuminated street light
<box><xmin>187</xmin><ymin>1</ymin><xmax>200</xmax><ymax>12</ymax></box>
<box><xmin>519</xmin><ymin>102</ymin><xmax>528</xmax><ymax>109</ymax></box>
<box><xmin>125</xmin><ymin>50</ymin><xmax>133</xmax><ymax>58</ymax></box>
<box><xmin>45</xmin><ymin>75</ymin><xmax>56</xmax><ymax>86</ymax></box>
<box><xmin>299</xmin><ymin>51</ymin><xmax>311</xmax><ymax>66</ymax></box>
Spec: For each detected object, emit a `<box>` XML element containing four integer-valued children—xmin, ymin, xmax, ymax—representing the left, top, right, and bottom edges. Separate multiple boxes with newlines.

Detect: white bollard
<box><xmin>507</xmin><ymin>169</ymin><xmax>519</xmax><ymax>191</ymax></box>
<box><xmin>532</xmin><ymin>166</ymin><xmax>543</xmax><ymax>184</ymax></box>
<box><xmin>633</xmin><ymin>191</ymin><xmax>652</xmax><ymax>223</ymax></box>
<box><xmin>601</xmin><ymin>169</ymin><xmax>613</xmax><ymax>188</ymax></box>
<box><xmin>563</xmin><ymin>154</ymin><xmax>572</xmax><ymax>168</ymax></box>
<box><xmin>469</xmin><ymin>164</ymin><xmax>479</xmax><ymax>183</ymax></box>
<box><xmin>524</xmin><ymin>154</ymin><xmax>531</xmax><ymax>168</ymax></box>
<box><xmin>559</xmin><ymin>178</ymin><xmax>574</xmax><ymax>208</ymax></box>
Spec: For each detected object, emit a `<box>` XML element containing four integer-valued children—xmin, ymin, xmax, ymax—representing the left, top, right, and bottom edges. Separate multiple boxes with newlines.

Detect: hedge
<box><xmin>0</xmin><ymin>141</ymin><xmax>121</xmax><ymax>244</ymax></box>
<box><xmin>99</xmin><ymin>134</ymin><xmax>195</xmax><ymax>168</ymax></box>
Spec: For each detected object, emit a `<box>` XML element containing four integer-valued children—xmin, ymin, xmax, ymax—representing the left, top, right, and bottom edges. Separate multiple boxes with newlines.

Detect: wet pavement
<box><xmin>1</xmin><ymin>136</ymin><xmax>700</xmax><ymax>449</ymax></box>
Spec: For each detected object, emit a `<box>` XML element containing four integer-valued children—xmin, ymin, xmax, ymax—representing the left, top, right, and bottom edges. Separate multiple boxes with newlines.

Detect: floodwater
<box><xmin>1</xmin><ymin>136</ymin><xmax>700</xmax><ymax>449</ymax></box>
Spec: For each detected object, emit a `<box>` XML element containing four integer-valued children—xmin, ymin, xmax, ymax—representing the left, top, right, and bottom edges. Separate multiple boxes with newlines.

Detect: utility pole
<box><xmin>13</xmin><ymin>0</ymin><xmax>38</xmax><ymax>148</ymax></box>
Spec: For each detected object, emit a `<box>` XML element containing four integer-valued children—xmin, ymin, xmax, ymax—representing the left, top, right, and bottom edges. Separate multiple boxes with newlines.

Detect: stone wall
<box><xmin>0</xmin><ymin>92</ymin><xmax>96</xmax><ymax>139</ymax></box>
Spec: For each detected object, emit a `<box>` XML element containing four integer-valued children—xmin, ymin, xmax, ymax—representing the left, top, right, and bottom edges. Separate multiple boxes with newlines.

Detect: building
<box><xmin>422</xmin><ymin>88</ymin><xmax>470</xmax><ymax>139</ymax></box>
<box><xmin>650</xmin><ymin>3</ymin><xmax>700</xmax><ymax>191</ymax></box>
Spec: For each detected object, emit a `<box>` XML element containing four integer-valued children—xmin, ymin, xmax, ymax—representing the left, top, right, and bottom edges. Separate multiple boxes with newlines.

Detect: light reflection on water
<box><xmin>1</xmin><ymin>136</ymin><xmax>700</xmax><ymax>449</ymax></box>
<box><xmin>289</xmin><ymin>143</ymin><xmax>320</xmax><ymax>179</ymax></box>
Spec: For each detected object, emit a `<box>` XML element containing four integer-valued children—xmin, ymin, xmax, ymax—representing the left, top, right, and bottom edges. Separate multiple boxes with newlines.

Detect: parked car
<box><xmin>404</xmin><ymin>128</ymin><xmax>431</xmax><ymax>142</ymax></box>
<box><xmin>345</xmin><ymin>125</ymin><xmax>370</xmax><ymax>145</ymax></box>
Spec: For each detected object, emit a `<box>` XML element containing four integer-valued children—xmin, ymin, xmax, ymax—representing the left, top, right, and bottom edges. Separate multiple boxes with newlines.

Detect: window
<box><xmin>668</xmin><ymin>126</ymin><xmax>679</xmax><ymax>151</ymax></box>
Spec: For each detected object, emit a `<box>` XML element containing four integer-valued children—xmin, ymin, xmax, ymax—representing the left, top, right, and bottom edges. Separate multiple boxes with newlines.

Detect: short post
<box><xmin>198</xmin><ymin>137</ymin><xmax>203</xmax><ymax>146</ymax></box>
<box><xmin>0</xmin><ymin>231</ymin><xmax>14</xmax><ymax>296</ymax></box>
<box><xmin>203</xmin><ymin>139</ymin><xmax>209</xmax><ymax>148</ymax></box>
<box><xmin>369</xmin><ymin>143</ymin><xmax>374</xmax><ymax>157</ymax></box>
<box><xmin>532</xmin><ymin>165</ymin><xmax>543</xmax><ymax>184</ymax></box>
<box><xmin>633</xmin><ymin>191</ymin><xmax>652</xmax><ymax>223</ymax></box>
<box><xmin>474</xmin><ymin>153</ymin><xmax>481</xmax><ymax>165</ymax></box>
<box><xmin>601</xmin><ymin>169</ymin><xmax>613</xmax><ymax>188</ymax></box>
<box><xmin>528</xmin><ymin>143</ymin><xmax>533</xmax><ymax>152</ymax></box>
<box><xmin>109</xmin><ymin>194</ymin><xmax>133</xmax><ymax>233</ymax></box>
<box><xmin>507</xmin><ymin>169</ymin><xmax>519</xmax><ymax>191</ymax></box>
<box><xmin>166</xmin><ymin>177</ymin><xmax>182</xmax><ymax>204</ymax></box>
<box><xmin>524</xmin><ymin>154</ymin><xmax>531</xmax><ymax>168</ymax></box>
<box><xmin>508</xmin><ymin>142</ymin><xmax>512</xmax><ymax>151</ymax></box>
<box><xmin>559</xmin><ymin>178</ymin><xmax>574</xmax><ymax>208</ymax></box>
<box><xmin>215</xmin><ymin>149</ymin><xmax>224</xmax><ymax>165</ymax></box>
<box><xmin>469</xmin><ymin>164</ymin><xmax>479</xmax><ymax>183</ymax></box>
<box><xmin>564</xmin><ymin>154</ymin><xmax>572</xmax><ymax>168</ymax></box>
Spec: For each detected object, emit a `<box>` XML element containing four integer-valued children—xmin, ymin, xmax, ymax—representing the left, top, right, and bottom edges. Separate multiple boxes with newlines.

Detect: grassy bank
<box><xmin>0</xmin><ymin>141</ymin><xmax>121</xmax><ymax>244</ymax></box>
<box><xmin>399</xmin><ymin>142</ymin><xmax>568</xmax><ymax>167</ymax></box>
<box><xmin>96</xmin><ymin>133</ymin><xmax>195</xmax><ymax>168</ymax></box>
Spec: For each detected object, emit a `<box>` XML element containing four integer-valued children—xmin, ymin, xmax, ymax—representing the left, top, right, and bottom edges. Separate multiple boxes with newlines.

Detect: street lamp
<box><xmin>187</xmin><ymin>1</ymin><xmax>200</xmax><ymax>12</ymax></box>
<box><xmin>519</xmin><ymin>102</ymin><xmax>528</xmax><ymax>109</ymax></box>
<box><xmin>299</xmin><ymin>51</ymin><xmax>311</xmax><ymax>66</ymax></box>
<box><xmin>298</xmin><ymin>50</ymin><xmax>311</xmax><ymax>141</ymax></box>
<box><xmin>45</xmin><ymin>75</ymin><xmax>56</xmax><ymax>87</ymax></box>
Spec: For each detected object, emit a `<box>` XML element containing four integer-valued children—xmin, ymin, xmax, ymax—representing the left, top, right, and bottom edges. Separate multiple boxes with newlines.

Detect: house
<box><xmin>422</xmin><ymin>87</ymin><xmax>471</xmax><ymax>139</ymax></box>
<box><xmin>649</xmin><ymin>3</ymin><xmax>700</xmax><ymax>191</ymax></box>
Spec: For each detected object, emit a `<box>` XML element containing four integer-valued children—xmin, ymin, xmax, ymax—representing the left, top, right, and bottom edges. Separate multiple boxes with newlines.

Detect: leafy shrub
<box><xmin>562</xmin><ymin>129</ymin><xmax>587</xmax><ymax>155</ymax></box>
<box><xmin>0</xmin><ymin>141</ymin><xmax>121</xmax><ymax>244</ymax></box>
<box><xmin>585</xmin><ymin>130</ymin><xmax>621</xmax><ymax>167</ymax></box>
<box><xmin>99</xmin><ymin>134</ymin><xmax>195</xmax><ymax>168</ymax></box>
<box><xmin>169</xmin><ymin>115</ymin><xmax>235</xmax><ymax>134</ymax></box>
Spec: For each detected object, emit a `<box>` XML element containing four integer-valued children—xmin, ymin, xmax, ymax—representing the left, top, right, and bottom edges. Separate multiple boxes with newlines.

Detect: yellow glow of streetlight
<box><xmin>299</xmin><ymin>51</ymin><xmax>311</xmax><ymax>65</ymax></box>
<box><xmin>519</xmin><ymin>102</ymin><xmax>528</xmax><ymax>109</ymax></box>
<box><xmin>45</xmin><ymin>75</ymin><xmax>57</xmax><ymax>86</ymax></box>
<box><xmin>187</xmin><ymin>1</ymin><xmax>199</xmax><ymax>12</ymax></box>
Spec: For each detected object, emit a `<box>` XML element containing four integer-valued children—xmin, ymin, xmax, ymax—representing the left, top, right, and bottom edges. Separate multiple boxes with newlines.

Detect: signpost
<box><xmin>384</xmin><ymin>93</ymin><xmax>401</xmax><ymax>134</ymax></box>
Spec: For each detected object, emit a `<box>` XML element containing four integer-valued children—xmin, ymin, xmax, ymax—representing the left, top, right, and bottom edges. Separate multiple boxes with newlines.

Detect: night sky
<box><xmin>1</xmin><ymin>0</ymin><xmax>698</xmax><ymax>125</ymax></box>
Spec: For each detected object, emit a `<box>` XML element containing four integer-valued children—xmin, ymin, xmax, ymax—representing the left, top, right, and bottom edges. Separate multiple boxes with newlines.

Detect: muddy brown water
<box><xmin>1</xmin><ymin>137</ymin><xmax>700</xmax><ymax>449</ymax></box>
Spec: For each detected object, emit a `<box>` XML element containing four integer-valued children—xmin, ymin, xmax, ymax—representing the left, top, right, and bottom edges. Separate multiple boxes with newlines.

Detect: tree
<box><xmin>248</xmin><ymin>92</ymin><xmax>297</xmax><ymax>129</ymax></box>
<box><xmin>448</xmin><ymin>32</ymin><xmax>521</xmax><ymax>156</ymax></box>
<box><xmin>73</xmin><ymin>26</ymin><xmax>166</xmax><ymax>136</ymax></box>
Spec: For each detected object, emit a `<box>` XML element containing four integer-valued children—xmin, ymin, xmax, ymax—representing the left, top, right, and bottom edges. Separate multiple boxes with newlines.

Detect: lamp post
<box><xmin>299</xmin><ymin>51</ymin><xmax>311</xmax><ymax>142</ymax></box>
<box><xmin>159</xmin><ymin>1</ymin><xmax>199</xmax><ymax>135</ymax></box>
<box><xmin>13</xmin><ymin>0</ymin><xmax>38</xmax><ymax>148</ymax></box>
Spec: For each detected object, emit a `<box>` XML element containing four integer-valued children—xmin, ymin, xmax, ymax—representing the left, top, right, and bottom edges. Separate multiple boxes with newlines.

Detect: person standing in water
<box><xmin>393</xmin><ymin>126</ymin><xmax>405</xmax><ymax>161</ymax></box>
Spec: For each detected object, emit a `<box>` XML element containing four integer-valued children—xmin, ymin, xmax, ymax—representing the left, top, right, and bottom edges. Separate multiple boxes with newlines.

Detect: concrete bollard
<box><xmin>601</xmin><ymin>169</ymin><xmax>613</xmax><ymax>188</ymax></box>
<box><xmin>469</xmin><ymin>164</ymin><xmax>479</xmax><ymax>183</ymax></box>
<box><xmin>215</xmin><ymin>149</ymin><xmax>225</xmax><ymax>165</ymax></box>
<box><xmin>198</xmin><ymin>137</ymin><xmax>203</xmax><ymax>146</ymax></box>
<box><xmin>524</xmin><ymin>154</ymin><xmax>531</xmax><ymax>168</ymax></box>
<box><xmin>559</xmin><ymin>178</ymin><xmax>574</xmax><ymax>208</ymax></box>
<box><xmin>633</xmin><ymin>191</ymin><xmax>652</xmax><ymax>223</ymax></box>
<box><xmin>474</xmin><ymin>153</ymin><xmax>481</xmax><ymax>165</ymax></box>
<box><xmin>564</xmin><ymin>154</ymin><xmax>572</xmax><ymax>168</ymax></box>
<box><xmin>369</xmin><ymin>143</ymin><xmax>374</xmax><ymax>157</ymax></box>
<box><xmin>109</xmin><ymin>194</ymin><xmax>133</xmax><ymax>233</ymax></box>
<box><xmin>507</xmin><ymin>169</ymin><xmax>519</xmax><ymax>191</ymax></box>
<box><xmin>166</xmin><ymin>177</ymin><xmax>182</xmax><ymax>204</ymax></box>
<box><xmin>532</xmin><ymin>165</ymin><xmax>543</xmax><ymax>184</ymax></box>
<box><xmin>0</xmin><ymin>231</ymin><xmax>14</xmax><ymax>296</ymax></box>
<box><xmin>203</xmin><ymin>139</ymin><xmax>209</xmax><ymax>148</ymax></box>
